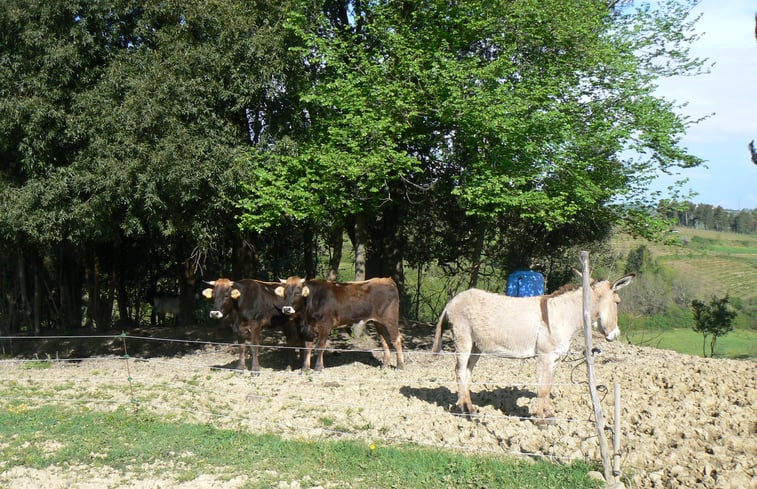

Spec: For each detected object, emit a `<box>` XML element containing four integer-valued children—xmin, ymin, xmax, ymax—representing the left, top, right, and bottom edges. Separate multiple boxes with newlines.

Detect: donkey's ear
<box><xmin>612</xmin><ymin>273</ymin><xmax>635</xmax><ymax>291</ymax></box>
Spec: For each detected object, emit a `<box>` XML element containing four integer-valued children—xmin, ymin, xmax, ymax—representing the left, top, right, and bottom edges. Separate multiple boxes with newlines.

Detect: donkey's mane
<box><xmin>547</xmin><ymin>283</ymin><xmax>579</xmax><ymax>298</ymax></box>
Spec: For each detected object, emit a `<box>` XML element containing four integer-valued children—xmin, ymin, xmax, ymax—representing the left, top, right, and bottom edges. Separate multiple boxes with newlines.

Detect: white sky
<box><xmin>652</xmin><ymin>0</ymin><xmax>757</xmax><ymax>210</ymax></box>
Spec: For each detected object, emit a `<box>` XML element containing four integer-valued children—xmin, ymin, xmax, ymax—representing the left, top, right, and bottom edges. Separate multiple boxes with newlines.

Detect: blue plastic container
<box><xmin>506</xmin><ymin>270</ymin><xmax>545</xmax><ymax>297</ymax></box>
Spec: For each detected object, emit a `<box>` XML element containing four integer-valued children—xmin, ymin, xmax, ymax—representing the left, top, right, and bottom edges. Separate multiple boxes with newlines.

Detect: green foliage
<box><xmin>691</xmin><ymin>295</ymin><xmax>737</xmax><ymax>357</ymax></box>
<box><xmin>0</xmin><ymin>0</ymin><xmax>715</xmax><ymax>332</ymax></box>
<box><xmin>238</xmin><ymin>0</ymin><xmax>707</xmax><ymax>242</ymax></box>
<box><xmin>625</xmin><ymin>245</ymin><xmax>655</xmax><ymax>274</ymax></box>
<box><xmin>0</xmin><ymin>405</ymin><xmax>602</xmax><ymax>488</ymax></box>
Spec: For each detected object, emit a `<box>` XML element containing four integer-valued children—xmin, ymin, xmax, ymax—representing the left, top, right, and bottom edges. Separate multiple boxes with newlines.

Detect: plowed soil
<box><xmin>1</xmin><ymin>323</ymin><xmax>755</xmax><ymax>488</ymax></box>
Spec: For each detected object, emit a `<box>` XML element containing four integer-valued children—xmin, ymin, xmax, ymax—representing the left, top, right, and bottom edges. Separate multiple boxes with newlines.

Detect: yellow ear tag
<box><xmin>302</xmin><ymin>286</ymin><xmax>310</xmax><ymax>297</ymax></box>
<box><xmin>202</xmin><ymin>288</ymin><xmax>213</xmax><ymax>299</ymax></box>
<box><xmin>231</xmin><ymin>289</ymin><xmax>241</xmax><ymax>300</ymax></box>
<box><xmin>274</xmin><ymin>286</ymin><xmax>285</xmax><ymax>297</ymax></box>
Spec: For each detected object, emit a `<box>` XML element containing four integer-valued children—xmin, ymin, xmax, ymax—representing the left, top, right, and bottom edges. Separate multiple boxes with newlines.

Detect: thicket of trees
<box><xmin>1</xmin><ymin>0</ymin><xmax>708</xmax><ymax>334</ymax></box>
<box><xmin>659</xmin><ymin>202</ymin><xmax>757</xmax><ymax>234</ymax></box>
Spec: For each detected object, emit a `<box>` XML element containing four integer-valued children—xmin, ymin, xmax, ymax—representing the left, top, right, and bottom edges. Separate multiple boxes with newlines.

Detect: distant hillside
<box><xmin>612</xmin><ymin>227</ymin><xmax>757</xmax><ymax>317</ymax></box>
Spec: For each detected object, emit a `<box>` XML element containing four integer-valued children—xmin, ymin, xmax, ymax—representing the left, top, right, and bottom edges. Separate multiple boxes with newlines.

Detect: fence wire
<box><xmin>0</xmin><ymin>333</ymin><xmax>615</xmax><ymax>463</ymax></box>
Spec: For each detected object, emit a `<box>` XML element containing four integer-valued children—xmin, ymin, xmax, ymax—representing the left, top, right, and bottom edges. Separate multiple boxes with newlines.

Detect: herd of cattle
<box><xmin>199</xmin><ymin>272</ymin><xmax>635</xmax><ymax>423</ymax></box>
<box><xmin>201</xmin><ymin>276</ymin><xmax>404</xmax><ymax>374</ymax></box>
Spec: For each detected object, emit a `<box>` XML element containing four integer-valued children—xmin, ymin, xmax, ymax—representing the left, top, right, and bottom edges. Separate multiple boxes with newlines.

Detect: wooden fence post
<box><xmin>614</xmin><ymin>383</ymin><xmax>622</xmax><ymax>477</ymax></box>
<box><xmin>580</xmin><ymin>251</ymin><xmax>615</xmax><ymax>484</ymax></box>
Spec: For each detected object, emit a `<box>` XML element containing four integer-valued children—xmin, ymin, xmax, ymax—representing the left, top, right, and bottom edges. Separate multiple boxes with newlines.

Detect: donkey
<box><xmin>431</xmin><ymin>273</ymin><xmax>634</xmax><ymax>424</ymax></box>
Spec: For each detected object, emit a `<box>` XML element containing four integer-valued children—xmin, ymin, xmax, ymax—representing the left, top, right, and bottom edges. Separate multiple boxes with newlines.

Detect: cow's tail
<box><xmin>431</xmin><ymin>305</ymin><xmax>449</xmax><ymax>355</ymax></box>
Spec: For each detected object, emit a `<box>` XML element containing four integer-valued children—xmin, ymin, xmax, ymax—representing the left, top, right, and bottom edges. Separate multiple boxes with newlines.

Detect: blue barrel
<box><xmin>506</xmin><ymin>270</ymin><xmax>545</xmax><ymax>297</ymax></box>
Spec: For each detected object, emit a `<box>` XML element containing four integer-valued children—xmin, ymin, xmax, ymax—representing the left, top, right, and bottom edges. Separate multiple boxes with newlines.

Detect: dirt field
<box><xmin>1</xmin><ymin>324</ymin><xmax>755</xmax><ymax>488</ymax></box>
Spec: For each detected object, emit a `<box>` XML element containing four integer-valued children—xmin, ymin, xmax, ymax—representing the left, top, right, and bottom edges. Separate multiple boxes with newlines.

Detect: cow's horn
<box><xmin>280</xmin><ymin>278</ymin><xmax>287</xmax><ymax>283</ymax></box>
<box><xmin>204</xmin><ymin>280</ymin><xmax>216</xmax><ymax>286</ymax></box>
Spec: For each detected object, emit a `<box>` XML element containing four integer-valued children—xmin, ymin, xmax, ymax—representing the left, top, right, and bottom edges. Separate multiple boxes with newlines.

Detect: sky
<box><xmin>651</xmin><ymin>0</ymin><xmax>757</xmax><ymax>210</ymax></box>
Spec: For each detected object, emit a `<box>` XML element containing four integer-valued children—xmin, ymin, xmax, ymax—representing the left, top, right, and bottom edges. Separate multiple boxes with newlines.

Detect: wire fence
<box><xmin>0</xmin><ymin>332</ymin><xmax>617</xmax><ymax>463</ymax></box>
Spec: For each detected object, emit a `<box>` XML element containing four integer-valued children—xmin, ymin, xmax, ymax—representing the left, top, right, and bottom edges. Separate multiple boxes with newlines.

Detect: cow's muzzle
<box><xmin>209</xmin><ymin>310</ymin><xmax>224</xmax><ymax>319</ymax></box>
<box><xmin>282</xmin><ymin>306</ymin><xmax>295</xmax><ymax>315</ymax></box>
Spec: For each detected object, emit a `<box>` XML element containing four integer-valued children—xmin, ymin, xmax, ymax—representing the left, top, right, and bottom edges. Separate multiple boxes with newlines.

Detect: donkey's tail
<box><xmin>430</xmin><ymin>305</ymin><xmax>449</xmax><ymax>355</ymax></box>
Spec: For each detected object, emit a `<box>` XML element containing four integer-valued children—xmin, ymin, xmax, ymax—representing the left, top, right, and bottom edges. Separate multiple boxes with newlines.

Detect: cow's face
<box><xmin>274</xmin><ymin>276</ymin><xmax>308</xmax><ymax>316</ymax></box>
<box><xmin>202</xmin><ymin>278</ymin><xmax>240</xmax><ymax>319</ymax></box>
<box><xmin>591</xmin><ymin>274</ymin><xmax>634</xmax><ymax>341</ymax></box>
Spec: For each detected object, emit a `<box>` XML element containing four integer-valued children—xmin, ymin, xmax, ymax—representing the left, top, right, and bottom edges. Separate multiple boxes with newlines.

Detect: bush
<box><xmin>692</xmin><ymin>295</ymin><xmax>737</xmax><ymax>357</ymax></box>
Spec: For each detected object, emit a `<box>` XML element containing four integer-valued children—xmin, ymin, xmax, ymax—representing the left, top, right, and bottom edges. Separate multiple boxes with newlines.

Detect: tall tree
<box><xmin>0</xmin><ymin>0</ymin><xmax>305</xmax><ymax>330</ymax></box>
<box><xmin>238</xmin><ymin>0</ymin><xmax>708</xmax><ymax>287</ymax></box>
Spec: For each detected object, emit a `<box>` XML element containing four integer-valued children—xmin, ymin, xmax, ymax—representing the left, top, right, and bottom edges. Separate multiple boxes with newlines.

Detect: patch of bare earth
<box><xmin>1</xmin><ymin>324</ymin><xmax>755</xmax><ymax>488</ymax></box>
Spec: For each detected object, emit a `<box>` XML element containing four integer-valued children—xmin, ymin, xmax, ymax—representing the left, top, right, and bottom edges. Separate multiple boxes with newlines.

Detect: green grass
<box><xmin>624</xmin><ymin>328</ymin><xmax>757</xmax><ymax>359</ymax></box>
<box><xmin>0</xmin><ymin>405</ymin><xmax>602</xmax><ymax>489</ymax></box>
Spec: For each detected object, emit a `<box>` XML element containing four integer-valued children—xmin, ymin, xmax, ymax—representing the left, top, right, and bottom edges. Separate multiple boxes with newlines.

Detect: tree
<box><xmin>691</xmin><ymin>295</ymin><xmax>737</xmax><ymax>357</ymax></box>
<box><xmin>0</xmin><ymin>0</ymin><xmax>305</xmax><ymax>331</ymax></box>
<box><xmin>238</xmin><ymin>0</ymin><xmax>708</xmax><ymax>288</ymax></box>
<box><xmin>626</xmin><ymin>245</ymin><xmax>655</xmax><ymax>274</ymax></box>
<box><xmin>734</xmin><ymin>210</ymin><xmax>755</xmax><ymax>234</ymax></box>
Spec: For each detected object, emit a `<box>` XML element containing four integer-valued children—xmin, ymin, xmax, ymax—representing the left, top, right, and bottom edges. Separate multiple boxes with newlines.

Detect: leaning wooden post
<box><xmin>613</xmin><ymin>383</ymin><xmax>622</xmax><ymax>477</ymax></box>
<box><xmin>580</xmin><ymin>251</ymin><xmax>614</xmax><ymax>483</ymax></box>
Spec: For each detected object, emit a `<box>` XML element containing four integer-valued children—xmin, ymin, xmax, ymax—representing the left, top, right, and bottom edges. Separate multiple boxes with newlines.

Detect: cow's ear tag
<box><xmin>274</xmin><ymin>286</ymin><xmax>285</xmax><ymax>297</ymax></box>
<box><xmin>231</xmin><ymin>289</ymin><xmax>241</xmax><ymax>300</ymax></box>
<box><xmin>302</xmin><ymin>286</ymin><xmax>310</xmax><ymax>297</ymax></box>
<box><xmin>202</xmin><ymin>288</ymin><xmax>213</xmax><ymax>299</ymax></box>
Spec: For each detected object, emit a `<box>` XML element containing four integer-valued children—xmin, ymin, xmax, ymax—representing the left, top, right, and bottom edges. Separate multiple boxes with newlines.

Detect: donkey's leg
<box><xmin>535</xmin><ymin>352</ymin><xmax>559</xmax><ymax>425</ymax></box>
<box><xmin>455</xmin><ymin>345</ymin><xmax>481</xmax><ymax>415</ymax></box>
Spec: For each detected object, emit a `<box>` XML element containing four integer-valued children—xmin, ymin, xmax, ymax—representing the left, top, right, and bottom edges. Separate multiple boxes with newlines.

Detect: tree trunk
<box><xmin>17</xmin><ymin>254</ymin><xmax>32</xmax><ymax>333</ymax></box>
<box><xmin>303</xmin><ymin>222</ymin><xmax>316</xmax><ymax>279</ymax></box>
<box><xmin>468</xmin><ymin>228</ymin><xmax>486</xmax><ymax>289</ymax></box>
<box><xmin>114</xmin><ymin>248</ymin><xmax>131</xmax><ymax>326</ymax></box>
<box><xmin>86</xmin><ymin>252</ymin><xmax>113</xmax><ymax>330</ymax></box>
<box><xmin>32</xmin><ymin>254</ymin><xmax>42</xmax><ymax>335</ymax></box>
<box><xmin>179</xmin><ymin>258</ymin><xmax>197</xmax><ymax>326</ymax></box>
<box><xmin>327</xmin><ymin>224</ymin><xmax>343</xmax><ymax>281</ymax></box>
<box><xmin>58</xmin><ymin>247</ymin><xmax>83</xmax><ymax>330</ymax></box>
<box><xmin>232</xmin><ymin>233</ymin><xmax>259</xmax><ymax>279</ymax></box>
<box><xmin>353</xmin><ymin>213</ymin><xmax>367</xmax><ymax>281</ymax></box>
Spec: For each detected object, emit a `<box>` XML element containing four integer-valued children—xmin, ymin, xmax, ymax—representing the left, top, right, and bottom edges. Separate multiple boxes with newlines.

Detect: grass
<box><xmin>624</xmin><ymin>328</ymin><xmax>757</xmax><ymax>359</ymax></box>
<box><xmin>0</xmin><ymin>405</ymin><xmax>603</xmax><ymax>488</ymax></box>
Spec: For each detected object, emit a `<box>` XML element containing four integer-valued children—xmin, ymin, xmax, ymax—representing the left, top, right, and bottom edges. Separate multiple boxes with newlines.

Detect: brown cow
<box><xmin>202</xmin><ymin>278</ymin><xmax>303</xmax><ymax>374</ymax></box>
<box><xmin>275</xmin><ymin>276</ymin><xmax>404</xmax><ymax>371</ymax></box>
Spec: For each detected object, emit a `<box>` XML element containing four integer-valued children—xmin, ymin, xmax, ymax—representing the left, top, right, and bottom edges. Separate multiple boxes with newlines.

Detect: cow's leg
<box><xmin>301</xmin><ymin>340</ymin><xmax>313</xmax><ymax>372</ymax></box>
<box><xmin>283</xmin><ymin>321</ymin><xmax>300</xmax><ymax>370</ymax></box>
<box><xmin>534</xmin><ymin>351</ymin><xmax>558</xmax><ymax>426</ymax></box>
<box><xmin>373</xmin><ymin>323</ymin><xmax>393</xmax><ymax>368</ymax></box>
<box><xmin>237</xmin><ymin>341</ymin><xmax>246</xmax><ymax>371</ymax></box>
<box><xmin>250</xmin><ymin>323</ymin><xmax>262</xmax><ymax>376</ymax></box>
<box><xmin>391</xmin><ymin>330</ymin><xmax>404</xmax><ymax>369</ymax></box>
<box><xmin>314</xmin><ymin>326</ymin><xmax>328</xmax><ymax>371</ymax></box>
